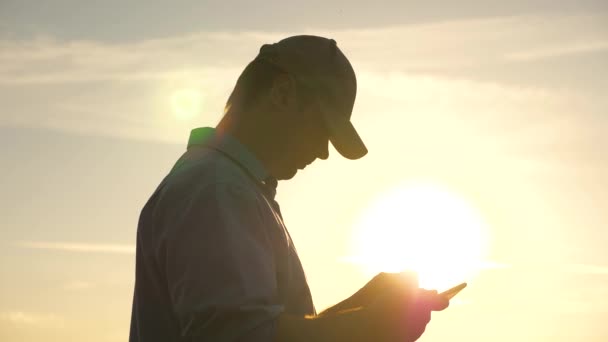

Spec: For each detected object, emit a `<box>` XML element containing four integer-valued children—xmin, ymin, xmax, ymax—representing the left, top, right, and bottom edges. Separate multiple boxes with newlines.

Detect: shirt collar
<box><xmin>187</xmin><ymin>127</ymin><xmax>270</xmax><ymax>184</ymax></box>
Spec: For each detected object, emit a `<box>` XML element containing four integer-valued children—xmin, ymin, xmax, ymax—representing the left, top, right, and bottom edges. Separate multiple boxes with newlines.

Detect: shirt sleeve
<box><xmin>162</xmin><ymin>181</ymin><xmax>284</xmax><ymax>342</ymax></box>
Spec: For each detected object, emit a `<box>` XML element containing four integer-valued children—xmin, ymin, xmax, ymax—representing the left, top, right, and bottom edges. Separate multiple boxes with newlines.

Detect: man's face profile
<box><xmin>266</xmin><ymin>74</ymin><xmax>333</xmax><ymax>180</ymax></box>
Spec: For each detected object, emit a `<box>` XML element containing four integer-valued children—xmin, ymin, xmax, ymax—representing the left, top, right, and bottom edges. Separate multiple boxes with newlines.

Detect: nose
<box><xmin>318</xmin><ymin>140</ymin><xmax>329</xmax><ymax>160</ymax></box>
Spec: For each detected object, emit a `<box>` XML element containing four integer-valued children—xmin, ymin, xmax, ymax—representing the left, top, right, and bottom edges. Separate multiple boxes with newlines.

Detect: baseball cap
<box><xmin>254</xmin><ymin>35</ymin><xmax>368</xmax><ymax>160</ymax></box>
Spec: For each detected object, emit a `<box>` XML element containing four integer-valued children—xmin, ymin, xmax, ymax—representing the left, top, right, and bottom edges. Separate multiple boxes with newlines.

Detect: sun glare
<box><xmin>170</xmin><ymin>88</ymin><xmax>203</xmax><ymax>121</ymax></box>
<box><xmin>350</xmin><ymin>181</ymin><xmax>490</xmax><ymax>291</ymax></box>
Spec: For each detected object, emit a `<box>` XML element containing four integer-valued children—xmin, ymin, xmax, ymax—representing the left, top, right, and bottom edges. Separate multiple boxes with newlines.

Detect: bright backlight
<box><xmin>350</xmin><ymin>181</ymin><xmax>490</xmax><ymax>290</ymax></box>
<box><xmin>170</xmin><ymin>88</ymin><xmax>203</xmax><ymax>121</ymax></box>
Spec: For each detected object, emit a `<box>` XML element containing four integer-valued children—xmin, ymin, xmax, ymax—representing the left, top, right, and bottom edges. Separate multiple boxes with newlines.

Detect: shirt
<box><xmin>129</xmin><ymin>127</ymin><xmax>315</xmax><ymax>342</ymax></box>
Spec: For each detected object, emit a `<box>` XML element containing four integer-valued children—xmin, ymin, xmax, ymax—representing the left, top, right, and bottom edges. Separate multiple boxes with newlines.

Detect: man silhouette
<box><xmin>130</xmin><ymin>35</ymin><xmax>448</xmax><ymax>342</ymax></box>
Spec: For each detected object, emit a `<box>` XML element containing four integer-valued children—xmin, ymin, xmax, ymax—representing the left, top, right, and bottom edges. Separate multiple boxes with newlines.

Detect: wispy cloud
<box><xmin>17</xmin><ymin>241</ymin><xmax>135</xmax><ymax>254</ymax></box>
<box><xmin>0</xmin><ymin>14</ymin><xmax>606</xmax><ymax>85</ymax></box>
<box><xmin>0</xmin><ymin>312</ymin><xmax>64</xmax><ymax>326</ymax></box>
<box><xmin>505</xmin><ymin>41</ymin><xmax>608</xmax><ymax>61</ymax></box>
<box><xmin>0</xmin><ymin>13</ymin><xmax>605</xmax><ymax>167</ymax></box>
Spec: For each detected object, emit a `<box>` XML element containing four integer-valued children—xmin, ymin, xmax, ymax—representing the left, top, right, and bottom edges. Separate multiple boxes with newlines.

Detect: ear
<box><xmin>269</xmin><ymin>73</ymin><xmax>297</xmax><ymax>111</ymax></box>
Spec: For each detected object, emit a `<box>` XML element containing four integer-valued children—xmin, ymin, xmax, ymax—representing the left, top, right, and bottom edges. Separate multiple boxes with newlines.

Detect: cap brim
<box><xmin>323</xmin><ymin>115</ymin><xmax>368</xmax><ymax>160</ymax></box>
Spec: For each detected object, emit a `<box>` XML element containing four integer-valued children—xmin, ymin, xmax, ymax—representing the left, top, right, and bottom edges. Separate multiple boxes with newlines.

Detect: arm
<box><xmin>317</xmin><ymin>297</ymin><xmax>362</xmax><ymax>316</ymax></box>
<box><xmin>162</xmin><ymin>182</ymin><xmax>446</xmax><ymax>342</ymax></box>
<box><xmin>275</xmin><ymin>310</ymin><xmax>366</xmax><ymax>342</ymax></box>
<box><xmin>163</xmin><ymin>182</ymin><xmax>370</xmax><ymax>341</ymax></box>
<box><xmin>276</xmin><ymin>273</ymin><xmax>449</xmax><ymax>342</ymax></box>
<box><xmin>276</xmin><ymin>292</ymin><xmax>441</xmax><ymax>342</ymax></box>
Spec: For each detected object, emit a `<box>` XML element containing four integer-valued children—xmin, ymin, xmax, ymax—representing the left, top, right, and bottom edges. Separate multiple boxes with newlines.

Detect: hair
<box><xmin>224</xmin><ymin>59</ymin><xmax>285</xmax><ymax>112</ymax></box>
<box><xmin>224</xmin><ymin>59</ymin><xmax>319</xmax><ymax>114</ymax></box>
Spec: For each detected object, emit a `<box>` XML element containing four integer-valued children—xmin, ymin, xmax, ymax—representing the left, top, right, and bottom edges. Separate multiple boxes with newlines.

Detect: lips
<box><xmin>298</xmin><ymin>162</ymin><xmax>309</xmax><ymax>170</ymax></box>
<box><xmin>297</xmin><ymin>158</ymin><xmax>315</xmax><ymax>170</ymax></box>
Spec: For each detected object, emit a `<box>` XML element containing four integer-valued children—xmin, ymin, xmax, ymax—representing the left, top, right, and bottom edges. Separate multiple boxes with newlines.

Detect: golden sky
<box><xmin>1</xmin><ymin>1</ymin><xmax>607</xmax><ymax>341</ymax></box>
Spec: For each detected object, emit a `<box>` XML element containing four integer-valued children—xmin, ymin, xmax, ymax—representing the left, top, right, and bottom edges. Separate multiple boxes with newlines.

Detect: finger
<box><xmin>372</xmin><ymin>272</ymin><xmax>401</xmax><ymax>288</ymax></box>
<box><xmin>432</xmin><ymin>295</ymin><xmax>450</xmax><ymax>311</ymax></box>
<box><xmin>375</xmin><ymin>272</ymin><xmax>419</xmax><ymax>297</ymax></box>
<box><xmin>417</xmin><ymin>290</ymin><xmax>449</xmax><ymax>311</ymax></box>
<box><xmin>415</xmin><ymin>307</ymin><xmax>432</xmax><ymax>324</ymax></box>
<box><xmin>416</xmin><ymin>289</ymin><xmax>436</xmax><ymax>301</ymax></box>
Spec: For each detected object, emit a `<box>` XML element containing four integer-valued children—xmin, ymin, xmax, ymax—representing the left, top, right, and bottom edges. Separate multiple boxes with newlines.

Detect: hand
<box><xmin>404</xmin><ymin>289</ymin><xmax>450</xmax><ymax>340</ymax></box>
<box><xmin>363</xmin><ymin>287</ymin><xmax>449</xmax><ymax>342</ymax></box>
<box><xmin>346</xmin><ymin>271</ymin><xmax>420</xmax><ymax>308</ymax></box>
<box><xmin>276</xmin><ymin>273</ymin><xmax>448</xmax><ymax>342</ymax></box>
<box><xmin>319</xmin><ymin>272</ymin><xmax>418</xmax><ymax>316</ymax></box>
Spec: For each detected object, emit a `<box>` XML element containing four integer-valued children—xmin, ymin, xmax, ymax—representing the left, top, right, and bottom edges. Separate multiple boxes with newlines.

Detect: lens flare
<box><xmin>170</xmin><ymin>88</ymin><xmax>203</xmax><ymax>121</ymax></box>
<box><xmin>350</xmin><ymin>181</ymin><xmax>490</xmax><ymax>290</ymax></box>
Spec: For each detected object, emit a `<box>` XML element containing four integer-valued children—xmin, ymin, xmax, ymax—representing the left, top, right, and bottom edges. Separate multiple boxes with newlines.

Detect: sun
<box><xmin>349</xmin><ymin>181</ymin><xmax>490</xmax><ymax>291</ymax></box>
<box><xmin>170</xmin><ymin>88</ymin><xmax>203</xmax><ymax>121</ymax></box>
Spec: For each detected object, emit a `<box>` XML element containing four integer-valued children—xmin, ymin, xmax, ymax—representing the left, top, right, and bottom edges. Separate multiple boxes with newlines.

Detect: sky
<box><xmin>1</xmin><ymin>1</ymin><xmax>607</xmax><ymax>341</ymax></box>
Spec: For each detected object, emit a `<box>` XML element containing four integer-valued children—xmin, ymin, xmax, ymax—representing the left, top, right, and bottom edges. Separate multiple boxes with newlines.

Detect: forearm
<box><xmin>318</xmin><ymin>297</ymin><xmax>359</xmax><ymax>316</ymax></box>
<box><xmin>275</xmin><ymin>309</ymin><xmax>366</xmax><ymax>342</ymax></box>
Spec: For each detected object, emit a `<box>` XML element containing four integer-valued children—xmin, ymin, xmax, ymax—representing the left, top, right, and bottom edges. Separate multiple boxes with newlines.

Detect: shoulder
<box><xmin>139</xmin><ymin>147</ymin><xmax>271</xmax><ymax>236</ymax></box>
<box><xmin>162</xmin><ymin>147</ymin><xmax>260</xmax><ymax>201</ymax></box>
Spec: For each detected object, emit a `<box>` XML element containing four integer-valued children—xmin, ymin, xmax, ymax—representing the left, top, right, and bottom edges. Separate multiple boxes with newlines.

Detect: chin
<box><xmin>276</xmin><ymin>167</ymin><xmax>298</xmax><ymax>180</ymax></box>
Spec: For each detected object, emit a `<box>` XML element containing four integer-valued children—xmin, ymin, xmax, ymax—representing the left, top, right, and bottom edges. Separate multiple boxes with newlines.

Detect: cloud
<box><xmin>0</xmin><ymin>312</ymin><xmax>64</xmax><ymax>326</ymax></box>
<box><xmin>17</xmin><ymin>241</ymin><xmax>135</xmax><ymax>254</ymax></box>
<box><xmin>505</xmin><ymin>40</ymin><xmax>608</xmax><ymax>61</ymax></box>
<box><xmin>0</xmin><ymin>13</ymin><xmax>606</xmax><ymax>85</ymax></box>
<box><xmin>0</xmin><ymin>32</ymin><xmax>274</xmax><ymax>84</ymax></box>
<box><xmin>0</xmin><ymin>12</ymin><xmax>605</xmax><ymax>167</ymax></box>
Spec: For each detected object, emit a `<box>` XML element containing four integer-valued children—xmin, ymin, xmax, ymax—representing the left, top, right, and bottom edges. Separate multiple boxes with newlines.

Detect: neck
<box><xmin>217</xmin><ymin>110</ymin><xmax>280</xmax><ymax>177</ymax></box>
